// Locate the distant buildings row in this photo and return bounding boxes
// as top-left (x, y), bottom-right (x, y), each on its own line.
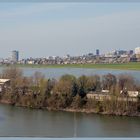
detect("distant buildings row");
top-left (1, 47), bottom-right (140, 65)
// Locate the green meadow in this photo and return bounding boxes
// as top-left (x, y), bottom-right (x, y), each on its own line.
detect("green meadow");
top-left (10, 62), bottom-right (140, 70)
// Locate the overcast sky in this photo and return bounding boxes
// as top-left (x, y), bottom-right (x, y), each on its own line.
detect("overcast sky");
top-left (0, 2), bottom-right (140, 59)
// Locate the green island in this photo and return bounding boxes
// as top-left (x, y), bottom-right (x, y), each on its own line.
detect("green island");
top-left (0, 67), bottom-right (140, 117)
top-left (2, 62), bottom-right (140, 70)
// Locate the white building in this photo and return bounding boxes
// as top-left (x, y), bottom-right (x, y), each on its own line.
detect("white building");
top-left (135, 47), bottom-right (140, 54)
top-left (135, 47), bottom-right (140, 59)
top-left (128, 91), bottom-right (139, 97)
top-left (120, 90), bottom-right (139, 97)
top-left (0, 79), bottom-right (10, 93)
top-left (102, 89), bottom-right (109, 93)
top-left (27, 60), bottom-right (35, 64)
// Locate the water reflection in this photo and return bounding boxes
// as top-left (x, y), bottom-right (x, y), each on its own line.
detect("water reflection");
top-left (0, 104), bottom-right (140, 137)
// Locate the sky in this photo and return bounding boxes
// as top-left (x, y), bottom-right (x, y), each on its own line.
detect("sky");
top-left (0, 2), bottom-right (140, 59)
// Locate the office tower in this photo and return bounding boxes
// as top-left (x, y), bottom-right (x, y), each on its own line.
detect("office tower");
top-left (12, 50), bottom-right (19, 62)
top-left (96, 49), bottom-right (99, 56)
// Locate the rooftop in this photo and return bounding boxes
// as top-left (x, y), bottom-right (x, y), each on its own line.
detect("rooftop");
top-left (0, 79), bottom-right (10, 84)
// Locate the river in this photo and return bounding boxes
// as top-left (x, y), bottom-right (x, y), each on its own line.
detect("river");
top-left (0, 67), bottom-right (140, 80)
top-left (0, 104), bottom-right (140, 137)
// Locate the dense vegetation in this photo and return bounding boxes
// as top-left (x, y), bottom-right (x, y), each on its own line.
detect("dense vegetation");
top-left (0, 67), bottom-right (140, 116)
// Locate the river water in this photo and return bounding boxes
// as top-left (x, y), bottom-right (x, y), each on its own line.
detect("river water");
top-left (0, 67), bottom-right (140, 80)
top-left (0, 104), bottom-right (140, 137)
top-left (0, 67), bottom-right (140, 137)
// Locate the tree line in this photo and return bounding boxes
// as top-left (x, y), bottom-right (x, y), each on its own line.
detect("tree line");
top-left (0, 67), bottom-right (140, 116)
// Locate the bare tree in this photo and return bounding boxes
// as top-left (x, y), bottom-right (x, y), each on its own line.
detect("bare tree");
top-left (118, 74), bottom-right (135, 90)
top-left (102, 73), bottom-right (117, 91)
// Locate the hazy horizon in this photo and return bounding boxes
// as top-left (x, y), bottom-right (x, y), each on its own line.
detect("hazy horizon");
top-left (0, 2), bottom-right (140, 59)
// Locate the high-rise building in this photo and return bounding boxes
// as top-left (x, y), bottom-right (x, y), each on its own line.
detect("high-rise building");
top-left (135, 47), bottom-right (140, 54)
top-left (135, 47), bottom-right (140, 58)
top-left (96, 49), bottom-right (100, 56)
top-left (12, 50), bottom-right (19, 62)
top-left (129, 50), bottom-right (134, 55)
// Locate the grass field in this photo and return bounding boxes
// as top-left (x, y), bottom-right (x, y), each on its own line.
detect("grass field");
top-left (7, 62), bottom-right (140, 71)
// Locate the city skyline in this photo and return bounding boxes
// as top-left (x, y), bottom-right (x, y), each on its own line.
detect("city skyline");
top-left (0, 48), bottom-right (136, 60)
top-left (0, 3), bottom-right (140, 58)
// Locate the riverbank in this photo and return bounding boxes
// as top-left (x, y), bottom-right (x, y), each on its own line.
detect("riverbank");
top-left (1, 62), bottom-right (140, 70)
top-left (1, 99), bottom-right (140, 117)
top-left (0, 99), bottom-right (11, 104)
top-left (61, 108), bottom-right (140, 117)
